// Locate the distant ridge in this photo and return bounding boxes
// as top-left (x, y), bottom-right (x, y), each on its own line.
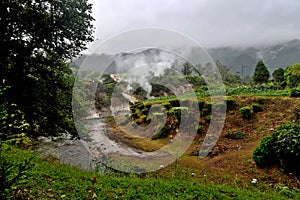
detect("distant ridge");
top-left (73, 39), bottom-right (300, 77)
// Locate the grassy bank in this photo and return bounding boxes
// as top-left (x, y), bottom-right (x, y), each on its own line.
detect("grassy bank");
top-left (2, 144), bottom-right (299, 199)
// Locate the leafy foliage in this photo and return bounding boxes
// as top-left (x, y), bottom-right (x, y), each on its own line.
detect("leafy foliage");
top-left (252, 103), bottom-right (263, 112)
top-left (181, 62), bottom-right (193, 75)
top-left (253, 123), bottom-right (300, 176)
top-left (290, 88), bottom-right (300, 97)
top-left (239, 106), bottom-right (252, 119)
top-left (253, 136), bottom-right (276, 168)
top-left (0, 102), bottom-right (31, 145)
top-left (253, 60), bottom-right (270, 84)
top-left (272, 68), bottom-right (285, 83)
top-left (0, 86), bottom-right (32, 145)
top-left (224, 97), bottom-right (236, 110)
top-left (284, 63), bottom-right (300, 87)
top-left (0, 0), bottom-right (94, 137)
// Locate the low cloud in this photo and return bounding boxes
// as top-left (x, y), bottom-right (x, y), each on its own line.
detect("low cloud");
top-left (89, 0), bottom-right (300, 49)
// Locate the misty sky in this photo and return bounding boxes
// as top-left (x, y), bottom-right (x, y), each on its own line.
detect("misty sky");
top-left (88, 0), bottom-right (300, 49)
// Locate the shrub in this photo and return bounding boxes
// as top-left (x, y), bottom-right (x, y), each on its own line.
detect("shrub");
top-left (253, 136), bottom-right (276, 168)
top-left (252, 103), bottom-right (263, 112)
top-left (0, 102), bottom-right (31, 146)
top-left (239, 106), bottom-right (252, 119)
top-left (290, 88), bottom-right (300, 97)
top-left (130, 112), bottom-right (138, 119)
top-left (141, 108), bottom-right (149, 115)
top-left (224, 97), bottom-right (236, 110)
top-left (253, 123), bottom-right (300, 175)
top-left (135, 102), bottom-right (145, 110)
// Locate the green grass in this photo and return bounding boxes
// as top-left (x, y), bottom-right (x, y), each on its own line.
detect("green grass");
top-left (145, 87), bottom-right (291, 105)
top-left (2, 144), bottom-right (299, 199)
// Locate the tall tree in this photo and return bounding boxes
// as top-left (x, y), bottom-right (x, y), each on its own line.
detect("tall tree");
top-left (253, 60), bottom-right (270, 84)
top-left (284, 63), bottom-right (300, 87)
top-left (272, 68), bottom-right (285, 83)
top-left (0, 0), bottom-right (94, 136)
top-left (181, 62), bottom-right (193, 76)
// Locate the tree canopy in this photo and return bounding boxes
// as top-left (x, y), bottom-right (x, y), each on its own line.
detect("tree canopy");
top-left (0, 0), bottom-right (94, 137)
top-left (181, 62), bottom-right (193, 76)
top-left (272, 68), bottom-right (285, 83)
top-left (284, 63), bottom-right (300, 87)
top-left (253, 60), bottom-right (270, 84)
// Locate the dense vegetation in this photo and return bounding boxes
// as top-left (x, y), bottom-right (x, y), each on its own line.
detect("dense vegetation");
top-left (0, 0), bottom-right (94, 138)
top-left (253, 122), bottom-right (300, 176)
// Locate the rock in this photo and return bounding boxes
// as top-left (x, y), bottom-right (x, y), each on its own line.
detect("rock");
top-left (251, 178), bottom-right (258, 184)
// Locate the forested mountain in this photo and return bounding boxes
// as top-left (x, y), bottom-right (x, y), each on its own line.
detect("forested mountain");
top-left (73, 39), bottom-right (300, 77)
top-left (208, 39), bottom-right (300, 76)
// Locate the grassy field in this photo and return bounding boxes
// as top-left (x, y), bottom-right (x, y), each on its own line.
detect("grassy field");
top-left (2, 144), bottom-right (299, 199)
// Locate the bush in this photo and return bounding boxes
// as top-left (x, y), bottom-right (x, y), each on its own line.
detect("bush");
top-left (170, 107), bottom-right (188, 115)
top-left (253, 136), bottom-right (276, 168)
top-left (290, 88), bottom-right (300, 97)
top-left (239, 106), bottom-right (252, 119)
top-left (0, 102), bottom-right (31, 146)
top-left (252, 103), bottom-right (263, 112)
top-left (224, 97), bottom-right (236, 110)
top-left (253, 123), bottom-right (300, 175)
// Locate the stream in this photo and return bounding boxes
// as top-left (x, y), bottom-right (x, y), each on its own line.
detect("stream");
top-left (32, 113), bottom-right (170, 172)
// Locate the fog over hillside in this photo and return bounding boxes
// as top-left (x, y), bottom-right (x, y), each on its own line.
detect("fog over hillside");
top-left (73, 39), bottom-right (300, 77)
